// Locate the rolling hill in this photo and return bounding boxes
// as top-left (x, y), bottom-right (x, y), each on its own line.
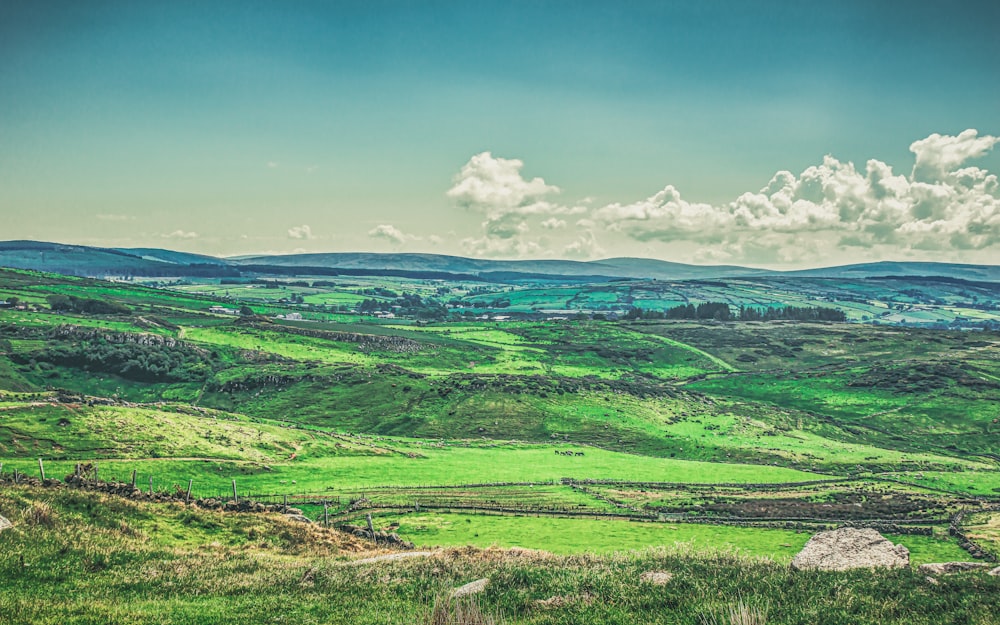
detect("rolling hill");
top-left (0, 240), bottom-right (997, 283)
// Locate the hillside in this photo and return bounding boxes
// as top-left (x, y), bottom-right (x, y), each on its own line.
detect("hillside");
top-left (0, 241), bottom-right (237, 278)
top-left (783, 261), bottom-right (1000, 283)
top-left (1, 265), bottom-right (999, 623)
top-left (5, 485), bottom-right (996, 625)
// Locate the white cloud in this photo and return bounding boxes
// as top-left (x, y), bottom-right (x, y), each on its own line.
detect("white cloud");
top-left (910, 129), bottom-right (1000, 182)
top-left (461, 235), bottom-right (542, 259)
top-left (287, 224), bottom-right (314, 240)
top-left (447, 152), bottom-right (561, 213)
top-left (161, 230), bottom-right (199, 239)
top-left (448, 130), bottom-right (999, 263)
top-left (266, 161), bottom-right (279, 168)
top-left (446, 152), bottom-right (587, 258)
top-left (368, 224), bottom-right (418, 245)
top-left (563, 231), bottom-right (604, 259)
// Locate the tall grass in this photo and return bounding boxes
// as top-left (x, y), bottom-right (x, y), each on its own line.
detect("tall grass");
top-left (700, 598), bottom-right (769, 625)
top-left (423, 595), bottom-right (506, 625)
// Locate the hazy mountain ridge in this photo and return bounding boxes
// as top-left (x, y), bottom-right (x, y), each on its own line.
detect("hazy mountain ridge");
top-left (0, 240), bottom-right (997, 282)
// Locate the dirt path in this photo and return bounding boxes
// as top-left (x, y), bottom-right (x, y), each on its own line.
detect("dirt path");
top-left (343, 551), bottom-right (437, 565)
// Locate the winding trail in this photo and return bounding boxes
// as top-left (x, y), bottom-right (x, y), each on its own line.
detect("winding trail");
top-left (643, 333), bottom-right (737, 372)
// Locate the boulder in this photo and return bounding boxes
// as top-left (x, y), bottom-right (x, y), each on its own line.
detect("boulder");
top-left (451, 578), bottom-right (489, 598)
top-left (790, 528), bottom-right (909, 571)
top-left (989, 566), bottom-right (1000, 577)
top-left (285, 514), bottom-right (312, 524)
top-left (919, 562), bottom-right (991, 575)
top-left (0, 514), bottom-right (11, 532)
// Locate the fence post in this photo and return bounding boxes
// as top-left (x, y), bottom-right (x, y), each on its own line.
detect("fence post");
top-left (131, 470), bottom-right (137, 489)
top-left (148, 476), bottom-right (153, 494)
top-left (94, 464), bottom-right (99, 483)
top-left (283, 494), bottom-right (288, 509)
top-left (366, 513), bottom-right (375, 543)
top-left (324, 502), bottom-right (329, 528)
top-left (38, 458), bottom-right (45, 481)
top-left (186, 479), bottom-right (193, 502)
top-left (232, 480), bottom-right (238, 504)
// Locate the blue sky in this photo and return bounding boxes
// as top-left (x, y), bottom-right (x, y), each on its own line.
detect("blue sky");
top-left (1, 1), bottom-right (998, 266)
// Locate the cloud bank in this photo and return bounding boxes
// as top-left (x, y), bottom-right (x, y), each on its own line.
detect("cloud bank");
top-left (368, 224), bottom-right (418, 245)
top-left (446, 130), bottom-right (999, 263)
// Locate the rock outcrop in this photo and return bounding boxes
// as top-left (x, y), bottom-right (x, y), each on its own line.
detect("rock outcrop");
top-left (0, 514), bottom-right (11, 532)
top-left (790, 528), bottom-right (909, 571)
top-left (451, 578), bottom-right (489, 598)
top-left (919, 562), bottom-right (991, 575)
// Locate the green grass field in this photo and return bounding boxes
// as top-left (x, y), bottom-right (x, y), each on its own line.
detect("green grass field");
top-left (372, 511), bottom-right (969, 564)
top-left (1, 266), bottom-right (998, 624)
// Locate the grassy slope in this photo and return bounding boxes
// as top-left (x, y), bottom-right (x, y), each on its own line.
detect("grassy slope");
top-left (1, 486), bottom-right (998, 625)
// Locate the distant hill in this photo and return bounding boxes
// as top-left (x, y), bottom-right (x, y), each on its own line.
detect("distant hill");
top-left (115, 248), bottom-right (229, 266)
top-left (0, 241), bottom-right (997, 283)
top-left (0, 241), bottom-right (237, 278)
top-left (592, 257), bottom-right (767, 280)
top-left (779, 261), bottom-right (1000, 283)
top-left (230, 252), bottom-right (765, 280)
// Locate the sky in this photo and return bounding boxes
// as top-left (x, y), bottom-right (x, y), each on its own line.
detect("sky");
top-left (1, 0), bottom-right (998, 268)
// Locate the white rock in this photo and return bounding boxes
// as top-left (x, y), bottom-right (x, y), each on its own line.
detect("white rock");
top-left (790, 528), bottom-right (909, 571)
top-left (451, 578), bottom-right (489, 598)
top-left (919, 562), bottom-right (990, 575)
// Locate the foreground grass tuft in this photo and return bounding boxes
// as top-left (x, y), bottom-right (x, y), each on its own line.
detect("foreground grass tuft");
top-left (425, 596), bottom-right (507, 625)
top-left (701, 598), bottom-right (769, 625)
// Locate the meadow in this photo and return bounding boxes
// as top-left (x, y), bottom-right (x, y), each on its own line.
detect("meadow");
top-left (1, 266), bottom-right (998, 623)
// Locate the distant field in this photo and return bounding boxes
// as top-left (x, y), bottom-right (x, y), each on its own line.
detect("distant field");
top-left (1, 266), bottom-right (998, 565)
top-left (372, 512), bottom-right (969, 564)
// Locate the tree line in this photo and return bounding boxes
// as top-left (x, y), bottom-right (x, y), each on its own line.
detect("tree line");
top-left (625, 302), bottom-right (846, 322)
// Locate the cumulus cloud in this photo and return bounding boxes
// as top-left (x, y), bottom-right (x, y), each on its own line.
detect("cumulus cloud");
top-left (593, 129), bottom-right (999, 260)
top-left (910, 129), bottom-right (999, 182)
top-left (447, 130), bottom-right (999, 262)
top-left (563, 231), bottom-right (604, 259)
top-left (447, 152), bottom-right (588, 257)
top-left (368, 224), bottom-right (418, 245)
top-left (287, 224), bottom-right (314, 240)
top-left (461, 235), bottom-right (542, 259)
top-left (161, 230), bottom-right (199, 239)
top-left (447, 152), bottom-right (561, 213)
